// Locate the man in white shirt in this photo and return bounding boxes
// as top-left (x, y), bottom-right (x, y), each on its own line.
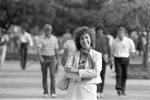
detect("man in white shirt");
top-left (111, 27), bottom-right (135, 96)
top-left (19, 28), bottom-right (33, 70)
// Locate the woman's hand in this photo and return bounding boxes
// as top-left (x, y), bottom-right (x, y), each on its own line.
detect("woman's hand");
top-left (64, 67), bottom-right (79, 74)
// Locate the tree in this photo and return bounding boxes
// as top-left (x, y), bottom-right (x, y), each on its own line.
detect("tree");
top-left (0, 0), bottom-right (56, 32)
top-left (100, 0), bottom-right (150, 68)
top-left (0, 0), bottom-right (108, 36)
top-left (52, 0), bottom-right (108, 35)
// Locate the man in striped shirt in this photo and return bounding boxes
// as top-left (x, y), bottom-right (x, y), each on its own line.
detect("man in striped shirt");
top-left (37, 24), bottom-right (60, 98)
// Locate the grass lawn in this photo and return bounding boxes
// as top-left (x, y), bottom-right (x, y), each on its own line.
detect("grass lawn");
top-left (128, 64), bottom-right (150, 79)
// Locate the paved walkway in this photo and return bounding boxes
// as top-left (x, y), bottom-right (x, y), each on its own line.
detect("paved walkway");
top-left (0, 60), bottom-right (150, 100)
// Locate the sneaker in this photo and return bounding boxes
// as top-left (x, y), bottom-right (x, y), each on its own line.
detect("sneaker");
top-left (51, 93), bottom-right (57, 98)
top-left (97, 92), bottom-right (100, 98)
top-left (43, 94), bottom-right (48, 98)
top-left (97, 92), bottom-right (104, 98)
top-left (117, 90), bottom-right (122, 96)
top-left (100, 93), bottom-right (104, 98)
top-left (122, 91), bottom-right (126, 96)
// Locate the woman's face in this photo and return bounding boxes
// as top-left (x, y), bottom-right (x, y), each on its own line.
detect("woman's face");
top-left (79, 33), bottom-right (91, 50)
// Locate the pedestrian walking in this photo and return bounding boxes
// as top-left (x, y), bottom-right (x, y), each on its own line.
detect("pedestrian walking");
top-left (62, 29), bottom-right (72, 45)
top-left (95, 24), bottom-right (112, 98)
top-left (106, 31), bottom-right (114, 46)
top-left (37, 24), bottom-right (60, 98)
top-left (0, 29), bottom-right (9, 69)
top-left (64, 26), bottom-right (102, 100)
top-left (19, 27), bottom-right (33, 70)
top-left (61, 32), bottom-right (76, 67)
top-left (111, 27), bottom-right (135, 96)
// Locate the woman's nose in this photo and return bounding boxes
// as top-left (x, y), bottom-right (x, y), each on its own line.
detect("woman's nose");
top-left (83, 38), bottom-right (87, 42)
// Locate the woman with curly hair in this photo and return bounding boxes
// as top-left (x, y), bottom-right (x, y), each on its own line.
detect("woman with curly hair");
top-left (64, 26), bottom-right (102, 100)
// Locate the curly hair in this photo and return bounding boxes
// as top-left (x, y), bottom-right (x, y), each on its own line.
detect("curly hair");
top-left (73, 26), bottom-right (95, 51)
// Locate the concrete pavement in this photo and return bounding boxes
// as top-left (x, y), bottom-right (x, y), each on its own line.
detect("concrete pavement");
top-left (0, 60), bottom-right (150, 100)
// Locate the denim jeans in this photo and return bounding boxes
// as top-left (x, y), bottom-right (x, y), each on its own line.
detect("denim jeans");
top-left (40, 55), bottom-right (56, 94)
top-left (20, 43), bottom-right (28, 70)
top-left (114, 57), bottom-right (129, 92)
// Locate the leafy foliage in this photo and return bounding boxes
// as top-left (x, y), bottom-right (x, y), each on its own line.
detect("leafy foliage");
top-left (99, 0), bottom-right (150, 67)
top-left (1, 0), bottom-right (150, 36)
top-left (0, 0), bottom-right (107, 35)
top-left (100, 0), bottom-right (150, 36)
top-left (0, 0), bottom-right (56, 31)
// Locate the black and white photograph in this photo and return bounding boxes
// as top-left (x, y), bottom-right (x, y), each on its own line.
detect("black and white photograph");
top-left (0, 0), bottom-right (150, 100)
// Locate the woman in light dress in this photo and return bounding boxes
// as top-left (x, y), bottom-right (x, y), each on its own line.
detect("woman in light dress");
top-left (64, 26), bottom-right (102, 100)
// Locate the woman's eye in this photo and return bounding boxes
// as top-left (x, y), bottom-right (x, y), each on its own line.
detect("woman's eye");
top-left (80, 37), bottom-right (84, 41)
top-left (86, 37), bottom-right (89, 39)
